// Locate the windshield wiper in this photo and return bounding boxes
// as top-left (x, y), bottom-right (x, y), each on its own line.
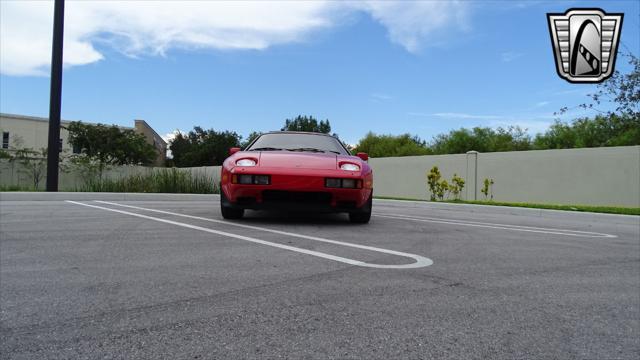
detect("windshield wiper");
top-left (286, 147), bottom-right (328, 153)
top-left (249, 147), bottom-right (284, 151)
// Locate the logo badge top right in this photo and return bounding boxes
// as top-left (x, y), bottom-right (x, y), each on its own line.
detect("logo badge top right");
top-left (548, 8), bottom-right (623, 83)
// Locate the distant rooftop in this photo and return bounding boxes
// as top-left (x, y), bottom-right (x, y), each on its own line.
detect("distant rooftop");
top-left (0, 112), bottom-right (133, 129)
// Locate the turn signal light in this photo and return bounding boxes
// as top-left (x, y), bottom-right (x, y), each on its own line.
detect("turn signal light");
top-left (325, 178), bottom-right (362, 189)
top-left (232, 174), bottom-right (271, 185)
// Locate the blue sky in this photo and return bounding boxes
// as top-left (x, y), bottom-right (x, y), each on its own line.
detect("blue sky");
top-left (1, 0), bottom-right (638, 146)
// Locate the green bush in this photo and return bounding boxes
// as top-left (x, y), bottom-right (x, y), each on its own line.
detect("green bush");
top-left (79, 168), bottom-right (219, 194)
top-left (427, 166), bottom-right (442, 201)
top-left (481, 178), bottom-right (495, 200)
top-left (427, 168), bottom-right (467, 201)
top-left (450, 173), bottom-right (465, 200)
top-left (427, 166), bottom-right (452, 201)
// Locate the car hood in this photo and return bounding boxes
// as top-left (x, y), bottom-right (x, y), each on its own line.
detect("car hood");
top-left (257, 151), bottom-right (340, 170)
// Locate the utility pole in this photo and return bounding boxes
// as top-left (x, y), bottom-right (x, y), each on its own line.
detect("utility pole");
top-left (46, 0), bottom-right (65, 191)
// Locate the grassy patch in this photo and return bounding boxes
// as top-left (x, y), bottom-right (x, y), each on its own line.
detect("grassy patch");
top-left (0, 185), bottom-right (40, 192)
top-left (374, 196), bottom-right (640, 216)
top-left (79, 168), bottom-right (219, 194)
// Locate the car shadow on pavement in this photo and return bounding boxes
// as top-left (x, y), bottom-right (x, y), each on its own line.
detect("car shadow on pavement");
top-left (237, 210), bottom-right (358, 226)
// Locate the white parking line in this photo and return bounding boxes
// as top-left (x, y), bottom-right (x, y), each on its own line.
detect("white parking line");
top-left (66, 201), bottom-right (433, 269)
top-left (374, 213), bottom-right (617, 238)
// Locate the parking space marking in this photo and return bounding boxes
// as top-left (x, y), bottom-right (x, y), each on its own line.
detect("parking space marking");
top-left (374, 213), bottom-right (617, 238)
top-left (67, 201), bottom-right (433, 269)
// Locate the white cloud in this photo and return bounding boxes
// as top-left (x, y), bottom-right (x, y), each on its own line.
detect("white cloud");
top-left (162, 130), bottom-right (183, 144)
top-left (1, 0), bottom-right (470, 76)
top-left (414, 112), bottom-right (506, 120)
top-left (551, 88), bottom-right (592, 96)
top-left (162, 129), bottom-right (185, 159)
top-left (348, 1), bottom-right (470, 52)
top-left (501, 51), bottom-right (523, 62)
top-left (0, 1), bottom-right (104, 76)
top-left (409, 111), bottom-right (559, 134)
top-left (370, 93), bottom-right (393, 101)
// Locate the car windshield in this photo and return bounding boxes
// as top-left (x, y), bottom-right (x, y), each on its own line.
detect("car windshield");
top-left (247, 133), bottom-right (348, 155)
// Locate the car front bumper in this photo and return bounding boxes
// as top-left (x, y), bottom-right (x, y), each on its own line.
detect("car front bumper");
top-left (221, 167), bottom-right (372, 213)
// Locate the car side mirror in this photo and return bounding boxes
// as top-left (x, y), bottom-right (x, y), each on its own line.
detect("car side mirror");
top-left (229, 147), bottom-right (241, 156)
top-left (356, 152), bottom-right (369, 161)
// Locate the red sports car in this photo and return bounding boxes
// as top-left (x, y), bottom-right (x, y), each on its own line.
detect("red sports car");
top-left (220, 131), bottom-right (373, 223)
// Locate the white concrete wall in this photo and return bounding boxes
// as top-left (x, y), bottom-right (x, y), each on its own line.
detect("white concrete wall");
top-left (0, 161), bottom-right (221, 191)
top-left (369, 153), bottom-right (469, 200)
top-left (0, 162), bottom-right (150, 190)
top-left (475, 146), bottom-right (640, 206)
top-left (1, 146), bottom-right (638, 207)
top-left (370, 145), bottom-right (640, 207)
top-left (175, 166), bottom-right (221, 185)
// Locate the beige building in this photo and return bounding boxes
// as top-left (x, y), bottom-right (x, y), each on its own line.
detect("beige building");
top-left (0, 113), bottom-right (167, 166)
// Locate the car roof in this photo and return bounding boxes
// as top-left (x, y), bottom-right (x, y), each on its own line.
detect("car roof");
top-left (247, 131), bottom-right (351, 154)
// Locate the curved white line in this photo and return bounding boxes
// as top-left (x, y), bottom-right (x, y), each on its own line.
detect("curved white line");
top-left (67, 201), bottom-right (432, 269)
top-left (375, 213), bottom-right (617, 238)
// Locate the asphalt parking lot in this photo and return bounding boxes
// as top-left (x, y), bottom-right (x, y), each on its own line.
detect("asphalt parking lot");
top-left (1, 193), bottom-right (639, 359)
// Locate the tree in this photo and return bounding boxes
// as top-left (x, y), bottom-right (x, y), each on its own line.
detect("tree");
top-left (566, 51), bottom-right (639, 119)
top-left (0, 149), bottom-right (11, 160)
top-left (544, 51), bottom-right (640, 149)
top-left (66, 122), bottom-right (156, 177)
top-left (281, 115), bottom-right (331, 133)
top-left (169, 126), bottom-right (241, 167)
top-left (354, 132), bottom-right (431, 157)
top-left (14, 148), bottom-right (48, 190)
top-left (429, 126), bottom-right (531, 155)
top-left (534, 114), bottom-right (640, 149)
top-left (242, 131), bottom-right (263, 149)
top-left (67, 153), bottom-right (103, 183)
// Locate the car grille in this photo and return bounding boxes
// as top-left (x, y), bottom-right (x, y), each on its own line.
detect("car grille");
top-left (262, 190), bottom-right (332, 205)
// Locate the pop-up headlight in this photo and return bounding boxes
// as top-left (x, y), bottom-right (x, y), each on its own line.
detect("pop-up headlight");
top-left (236, 159), bottom-right (257, 167)
top-left (340, 163), bottom-right (360, 171)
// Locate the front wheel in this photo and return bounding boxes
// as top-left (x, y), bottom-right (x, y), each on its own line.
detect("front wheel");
top-left (349, 194), bottom-right (372, 224)
top-left (220, 190), bottom-right (244, 219)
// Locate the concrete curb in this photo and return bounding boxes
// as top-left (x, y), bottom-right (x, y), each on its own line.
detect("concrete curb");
top-left (0, 192), bottom-right (219, 202)
top-left (373, 198), bottom-right (640, 219)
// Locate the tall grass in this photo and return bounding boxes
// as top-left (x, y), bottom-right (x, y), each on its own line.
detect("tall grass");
top-left (80, 168), bottom-right (219, 194)
top-left (0, 184), bottom-right (38, 191)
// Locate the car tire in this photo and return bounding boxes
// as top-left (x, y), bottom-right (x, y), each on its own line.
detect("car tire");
top-left (220, 190), bottom-right (244, 219)
top-left (349, 193), bottom-right (372, 224)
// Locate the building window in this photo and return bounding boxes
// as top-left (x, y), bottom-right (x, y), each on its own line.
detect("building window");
top-left (59, 138), bottom-right (63, 153)
top-left (72, 144), bottom-right (81, 154)
top-left (2, 132), bottom-right (8, 149)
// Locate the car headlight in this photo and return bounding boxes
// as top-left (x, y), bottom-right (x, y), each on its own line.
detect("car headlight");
top-left (236, 158), bottom-right (257, 167)
top-left (340, 163), bottom-right (360, 171)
